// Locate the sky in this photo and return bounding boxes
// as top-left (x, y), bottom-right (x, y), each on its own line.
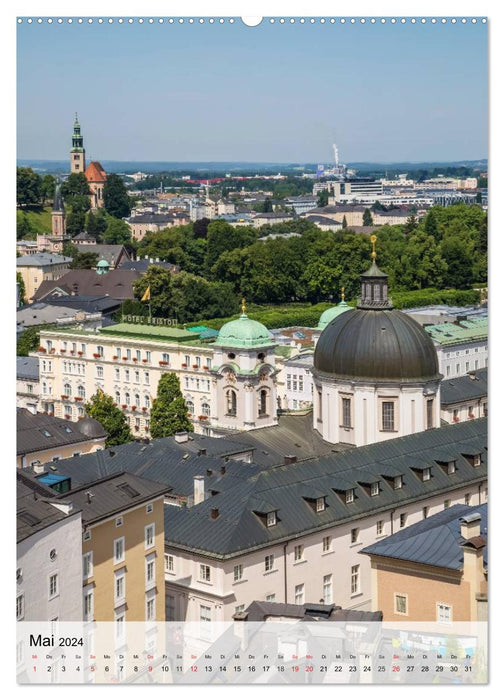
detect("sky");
top-left (17, 17), bottom-right (488, 163)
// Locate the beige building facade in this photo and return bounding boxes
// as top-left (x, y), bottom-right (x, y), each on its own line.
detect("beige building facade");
top-left (17, 253), bottom-right (72, 302)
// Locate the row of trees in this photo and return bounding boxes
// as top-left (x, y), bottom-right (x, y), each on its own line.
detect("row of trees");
top-left (16, 168), bottom-right (56, 208)
top-left (85, 374), bottom-right (192, 446)
top-left (131, 203), bottom-right (487, 307)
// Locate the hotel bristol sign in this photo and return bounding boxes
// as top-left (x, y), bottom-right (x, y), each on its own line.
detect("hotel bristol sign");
top-left (121, 315), bottom-right (178, 326)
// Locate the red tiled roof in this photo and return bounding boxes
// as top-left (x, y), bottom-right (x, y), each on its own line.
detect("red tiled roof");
top-left (85, 161), bottom-right (107, 183)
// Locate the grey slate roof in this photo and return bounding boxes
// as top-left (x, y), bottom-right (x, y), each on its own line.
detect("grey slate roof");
top-left (17, 253), bottom-right (72, 267)
top-left (441, 369), bottom-right (488, 405)
top-left (360, 503), bottom-right (487, 570)
top-left (17, 302), bottom-right (84, 327)
top-left (59, 471), bottom-right (168, 525)
top-left (33, 269), bottom-right (141, 301)
top-left (221, 413), bottom-right (338, 467)
top-left (17, 408), bottom-right (107, 456)
top-left (75, 244), bottom-right (129, 266)
top-left (163, 419), bottom-right (487, 557)
top-left (16, 356), bottom-right (39, 381)
top-left (242, 600), bottom-right (382, 622)
top-left (39, 295), bottom-right (121, 314)
top-left (34, 436), bottom-right (264, 498)
top-left (17, 472), bottom-right (80, 543)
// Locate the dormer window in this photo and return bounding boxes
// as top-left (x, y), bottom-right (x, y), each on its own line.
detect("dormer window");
top-left (394, 476), bottom-right (403, 490)
top-left (266, 511), bottom-right (277, 527)
top-left (474, 454), bottom-right (481, 467)
top-left (316, 497), bottom-right (325, 512)
top-left (448, 461), bottom-right (456, 474)
top-left (371, 482), bottom-right (380, 497)
top-left (345, 489), bottom-right (354, 504)
top-left (422, 468), bottom-right (432, 482)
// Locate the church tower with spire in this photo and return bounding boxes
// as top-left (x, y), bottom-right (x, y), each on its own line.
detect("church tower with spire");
top-left (70, 114), bottom-right (86, 174)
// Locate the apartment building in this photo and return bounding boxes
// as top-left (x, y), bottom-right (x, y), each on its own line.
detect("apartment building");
top-left (361, 504), bottom-right (487, 622)
top-left (16, 408), bottom-right (107, 468)
top-left (163, 419), bottom-right (487, 622)
top-left (17, 252), bottom-right (72, 303)
top-left (73, 472), bottom-right (167, 622)
top-left (16, 357), bottom-right (40, 413)
top-left (17, 472), bottom-right (83, 621)
top-left (440, 369), bottom-right (488, 425)
top-left (425, 317), bottom-right (488, 378)
top-left (37, 310), bottom-right (279, 437)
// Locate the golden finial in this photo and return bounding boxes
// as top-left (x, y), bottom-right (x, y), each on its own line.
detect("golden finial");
top-left (370, 234), bottom-right (377, 261)
top-left (241, 297), bottom-right (247, 315)
top-left (341, 286), bottom-right (345, 301)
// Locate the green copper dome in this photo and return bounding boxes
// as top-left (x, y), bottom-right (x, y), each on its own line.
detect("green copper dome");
top-left (216, 313), bottom-right (272, 348)
top-left (317, 300), bottom-right (351, 330)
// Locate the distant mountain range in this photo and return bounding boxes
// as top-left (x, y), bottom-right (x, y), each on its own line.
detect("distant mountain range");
top-left (17, 158), bottom-right (487, 175)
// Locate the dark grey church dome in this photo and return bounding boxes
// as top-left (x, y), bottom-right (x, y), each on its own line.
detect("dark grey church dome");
top-left (314, 307), bottom-right (441, 382)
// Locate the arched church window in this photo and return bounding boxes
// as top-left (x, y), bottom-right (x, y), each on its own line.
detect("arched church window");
top-left (259, 389), bottom-right (268, 417)
top-left (226, 389), bottom-right (237, 417)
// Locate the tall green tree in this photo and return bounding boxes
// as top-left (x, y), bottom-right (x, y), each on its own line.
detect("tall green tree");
top-left (403, 214), bottom-right (418, 236)
top-left (362, 208), bottom-right (373, 226)
top-left (17, 212), bottom-right (34, 240)
top-left (17, 167), bottom-right (41, 207)
top-left (103, 173), bottom-right (131, 218)
top-left (17, 272), bottom-right (26, 306)
top-left (317, 189), bottom-right (329, 207)
top-left (342, 215), bottom-right (348, 229)
top-left (205, 220), bottom-right (256, 274)
top-left (103, 218), bottom-right (131, 244)
top-left (40, 174), bottom-right (56, 205)
top-left (17, 327), bottom-right (41, 356)
top-left (85, 390), bottom-right (133, 446)
top-left (150, 373), bottom-right (193, 438)
top-left (134, 265), bottom-right (174, 317)
top-left (86, 209), bottom-right (108, 240)
top-left (62, 172), bottom-right (91, 198)
top-left (423, 209), bottom-right (439, 241)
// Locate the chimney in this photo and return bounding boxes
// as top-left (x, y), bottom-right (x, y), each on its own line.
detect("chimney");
top-left (460, 512), bottom-right (481, 540)
top-left (32, 462), bottom-right (44, 474)
top-left (284, 455), bottom-right (297, 465)
top-left (174, 431), bottom-right (189, 443)
top-left (198, 448), bottom-right (207, 456)
top-left (194, 475), bottom-right (205, 505)
top-left (210, 507), bottom-right (219, 520)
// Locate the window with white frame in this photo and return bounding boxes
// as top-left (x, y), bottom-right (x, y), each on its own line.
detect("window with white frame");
top-left (266, 511), bottom-right (277, 527)
top-left (316, 497), bottom-right (325, 512)
top-left (49, 573), bottom-right (58, 599)
top-left (448, 461), bottom-right (456, 474)
top-left (200, 605), bottom-right (211, 622)
top-left (144, 371), bottom-right (150, 384)
top-left (83, 588), bottom-right (93, 621)
top-left (115, 611), bottom-right (125, 639)
top-left (351, 527), bottom-right (359, 544)
top-left (265, 594), bottom-right (276, 602)
top-left (146, 556), bottom-right (155, 587)
top-left (16, 594), bottom-right (24, 620)
top-left (437, 603), bottom-right (452, 623)
top-left (371, 482), bottom-right (380, 497)
top-left (199, 564), bottom-right (211, 582)
top-left (144, 394), bottom-right (150, 408)
top-left (233, 564), bottom-right (243, 582)
top-left (351, 565), bottom-right (360, 595)
top-left (96, 366), bottom-right (104, 378)
top-left (83, 552), bottom-right (93, 579)
top-left (115, 571), bottom-right (126, 604)
top-left (114, 537), bottom-right (125, 564)
top-left (322, 535), bottom-right (332, 552)
top-left (376, 520), bottom-right (384, 536)
top-left (381, 400), bottom-right (395, 431)
top-left (162, 353), bottom-right (170, 364)
top-left (295, 584), bottom-right (305, 605)
top-left (399, 513), bottom-right (407, 528)
top-left (345, 489), bottom-right (354, 504)
top-left (145, 524), bottom-right (155, 549)
top-left (146, 595), bottom-right (156, 621)
top-left (422, 467), bottom-right (431, 482)
top-left (165, 554), bottom-right (174, 573)
top-left (341, 397), bottom-right (352, 428)
top-left (165, 595), bottom-right (175, 621)
top-left (323, 574), bottom-right (332, 604)
top-left (395, 594), bottom-right (408, 615)
top-left (393, 476), bottom-right (403, 490)
top-left (294, 544), bottom-right (303, 561)
top-left (474, 454), bottom-right (481, 467)
top-left (264, 554), bottom-right (274, 572)
top-left (235, 605), bottom-right (245, 614)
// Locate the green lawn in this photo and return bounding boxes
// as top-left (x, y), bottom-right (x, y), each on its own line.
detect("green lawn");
top-left (17, 206), bottom-right (53, 239)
